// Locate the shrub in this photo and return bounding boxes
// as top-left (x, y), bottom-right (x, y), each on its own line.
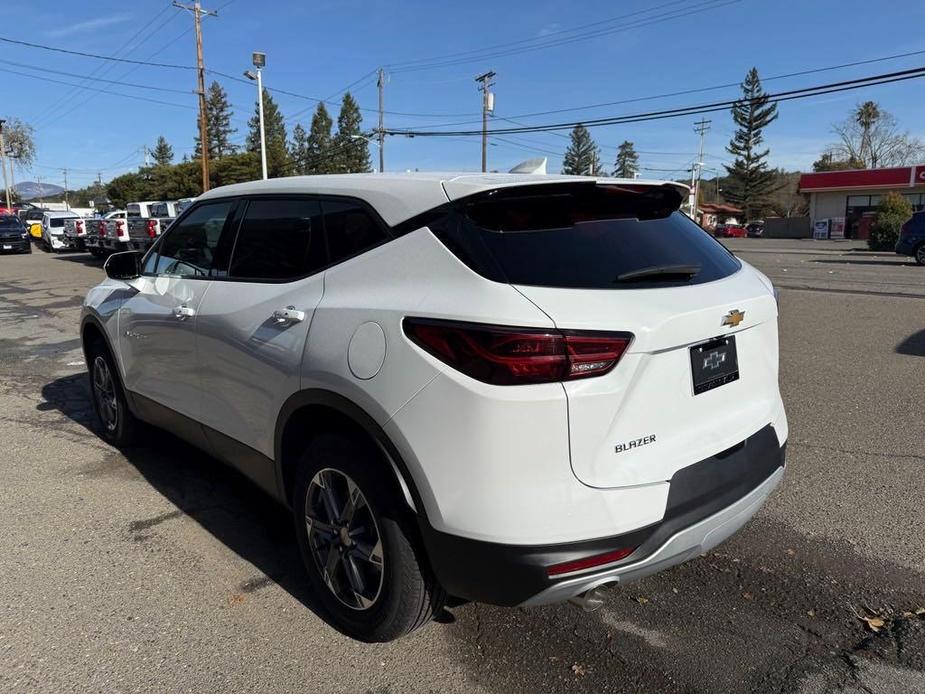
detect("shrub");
top-left (868, 192), bottom-right (912, 250)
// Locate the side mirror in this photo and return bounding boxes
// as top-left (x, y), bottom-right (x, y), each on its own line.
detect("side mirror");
top-left (104, 251), bottom-right (142, 280)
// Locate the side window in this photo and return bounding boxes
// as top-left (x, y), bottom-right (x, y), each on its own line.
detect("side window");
top-left (229, 198), bottom-right (326, 280)
top-left (151, 201), bottom-right (234, 278)
top-left (323, 200), bottom-right (389, 265)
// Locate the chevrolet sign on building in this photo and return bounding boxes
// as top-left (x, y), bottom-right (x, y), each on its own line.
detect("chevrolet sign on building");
top-left (799, 165), bottom-right (925, 240)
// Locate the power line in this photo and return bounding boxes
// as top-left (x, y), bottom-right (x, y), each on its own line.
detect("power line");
top-left (387, 46), bottom-right (925, 133)
top-left (29, 4), bottom-right (178, 124)
top-left (384, 65), bottom-right (925, 137)
top-left (0, 35), bottom-right (196, 70)
top-left (0, 59), bottom-right (194, 94)
top-left (2, 68), bottom-right (198, 110)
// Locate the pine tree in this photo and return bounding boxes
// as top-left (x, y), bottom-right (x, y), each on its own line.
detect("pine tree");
top-left (331, 92), bottom-right (371, 174)
top-left (612, 140), bottom-right (639, 178)
top-left (247, 88), bottom-right (290, 177)
top-left (289, 123), bottom-right (310, 175)
top-left (306, 103), bottom-right (333, 174)
top-left (152, 136), bottom-right (174, 166)
top-left (723, 68), bottom-right (779, 220)
top-left (195, 81), bottom-right (237, 159)
top-left (561, 125), bottom-right (602, 176)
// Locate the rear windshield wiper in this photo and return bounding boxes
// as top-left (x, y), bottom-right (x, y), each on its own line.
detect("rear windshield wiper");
top-left (614, 263), bottom-right (701, 283)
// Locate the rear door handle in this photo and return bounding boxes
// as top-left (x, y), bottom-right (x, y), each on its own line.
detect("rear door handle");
top-left (272, 306), bottom-right (305, 324)
top-left (173, 305), bottom-right (196, 320)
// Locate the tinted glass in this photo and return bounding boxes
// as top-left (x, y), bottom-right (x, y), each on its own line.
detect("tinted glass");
top-left (432, 184), bottom-right (741, 289)
top-left (151, 201), bottom-right (233, 278)
top-left (0, 216), bottom-right (24, 229)
top-left (229, 198), bottom-right (325, 280)
top-left (49, 218), bottom-right (66, 228)
top-left (323, 200), bottom-right (388, 265)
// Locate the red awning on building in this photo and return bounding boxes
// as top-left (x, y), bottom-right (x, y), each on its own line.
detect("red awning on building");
top-left (798, 165), bottom-right (925, 192)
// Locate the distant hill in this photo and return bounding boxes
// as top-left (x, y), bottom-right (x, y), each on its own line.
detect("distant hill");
top-left (14, 181), bottom-right (66, 201)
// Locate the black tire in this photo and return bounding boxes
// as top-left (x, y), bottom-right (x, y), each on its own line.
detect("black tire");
top-left (86, 339), bottom-right (139, 447)
top-left (915, 243), bottom-right (925, 266)
top-left (293, 434), bottom-right (445, 642)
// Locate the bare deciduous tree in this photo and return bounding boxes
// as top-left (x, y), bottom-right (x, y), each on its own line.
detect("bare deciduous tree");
top-left (826, 102), bottom-right (924, 168)
top-left (3, 118), bottom-right (36, 169)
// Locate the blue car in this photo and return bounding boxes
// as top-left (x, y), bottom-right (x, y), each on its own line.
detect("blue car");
top-left (896, 210), bottom-right (925, 265)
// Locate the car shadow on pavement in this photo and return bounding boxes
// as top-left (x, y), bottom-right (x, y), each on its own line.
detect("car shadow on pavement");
top-left (50, 253), bottom-right (106, 266)
top-left (39, 373), bottom-right (333, 627)
top-left (896, 328), bottom-right (925, 357)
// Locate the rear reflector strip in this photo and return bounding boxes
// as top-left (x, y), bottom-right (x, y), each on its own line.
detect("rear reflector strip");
top-left (546, 547), bottom-right (636, 577)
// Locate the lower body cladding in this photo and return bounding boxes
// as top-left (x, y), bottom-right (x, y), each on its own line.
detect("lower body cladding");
top-left (417, 425), bottom-right (785, 608)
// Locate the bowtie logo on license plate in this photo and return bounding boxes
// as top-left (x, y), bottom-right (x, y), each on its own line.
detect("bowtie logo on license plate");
top-left (703, 350), bottom-right (726, 370)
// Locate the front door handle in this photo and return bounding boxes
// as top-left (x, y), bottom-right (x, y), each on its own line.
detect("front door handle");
top-left (272, 306), bottom-right (305, 324)
top-left (173, 305), bottom-right (196, 320)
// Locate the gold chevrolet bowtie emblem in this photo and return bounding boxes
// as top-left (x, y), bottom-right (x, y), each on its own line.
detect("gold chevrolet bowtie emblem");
top-left (722, 309), bottom-right (745, 328)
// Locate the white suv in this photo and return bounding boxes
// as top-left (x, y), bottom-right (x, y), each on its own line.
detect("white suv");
top-left (81, 173), bottom-right (787, 642)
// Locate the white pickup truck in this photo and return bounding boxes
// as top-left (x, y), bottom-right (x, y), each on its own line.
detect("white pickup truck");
top-left (64, 210), bottom-right (125, 254)
top-left (125, 197), bottom-right (195, 251)
top-left (41, 210), bottom-right (81, 252)
top-left (92, 201), bottom-right (160, 254)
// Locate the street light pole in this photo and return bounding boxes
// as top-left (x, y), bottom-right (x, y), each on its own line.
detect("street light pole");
top-left (245, 51), bottom-right (268, 180)
top-left (0, 120), bottom-right (10, 209)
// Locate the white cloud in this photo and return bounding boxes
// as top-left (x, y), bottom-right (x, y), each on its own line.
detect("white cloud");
top-left (45, 14), bottom-right (132, 38)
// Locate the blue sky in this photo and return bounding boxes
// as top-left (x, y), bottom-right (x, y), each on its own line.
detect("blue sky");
top-left (3, 0), bottom-right (925, 190)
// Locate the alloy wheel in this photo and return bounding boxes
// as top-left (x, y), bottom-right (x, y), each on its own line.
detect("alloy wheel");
top-left (916, 245), bottom-right (925, 265)
top-left (91, 355), bottom-right (118, 432)
top-left (305, 468), bottom-right (384, 610)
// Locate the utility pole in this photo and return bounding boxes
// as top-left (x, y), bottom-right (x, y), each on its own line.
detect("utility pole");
top-left (0, 119), bottom-right (10, 209)
top-left (61, 168), bottom-right (70, 211)
top-left (174, 0), bottom-right (217, 193)
top-left (7, 153), bottom-right (17, 202)
top-left (377, 67), bottom-right (385, 174)
top-left (475, 71), bottom-right (496, 173)
top-left (36, 175), bottom-right (43, 206)
top-left (690, 118), bottom-right (711, 218)
top-left (142, 145), bottom-right (150, 168)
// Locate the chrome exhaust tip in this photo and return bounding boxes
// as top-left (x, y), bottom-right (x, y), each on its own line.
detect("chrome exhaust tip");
top-left (568, 585), bottom-right (608, 612)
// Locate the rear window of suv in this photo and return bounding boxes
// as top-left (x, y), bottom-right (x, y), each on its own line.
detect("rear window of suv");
top-left (429, 183), bottom-right (741, 289)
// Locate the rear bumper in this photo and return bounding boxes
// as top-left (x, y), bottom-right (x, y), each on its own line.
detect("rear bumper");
top-left (0, 237), bottom-right (31, 252)
top-left (418, 424), bottom-right (785, 607)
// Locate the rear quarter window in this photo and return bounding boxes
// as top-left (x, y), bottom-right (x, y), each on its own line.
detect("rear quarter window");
top-left (430, 184), bottom-right (741, 289)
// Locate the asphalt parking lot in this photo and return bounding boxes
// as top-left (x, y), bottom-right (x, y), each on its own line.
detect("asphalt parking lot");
top-left (1, 238), bottom-right (923, 693)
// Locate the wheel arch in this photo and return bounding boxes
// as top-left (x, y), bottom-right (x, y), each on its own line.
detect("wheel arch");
top-left (275, 390), bottom-right (425, 520)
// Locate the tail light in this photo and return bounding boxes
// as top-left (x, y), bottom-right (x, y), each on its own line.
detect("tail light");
top-left (403, 318), bottom-right (631, 385)
top-left (75, 220), bottom-right (84, 236)
top-left (146, 219), bottom-right (158, 238)
top-left (97, 221), bottom-right (106, 237)
top-left (115, 219), bottom-right (128, 240)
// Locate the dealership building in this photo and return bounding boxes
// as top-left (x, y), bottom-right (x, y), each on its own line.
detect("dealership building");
top-left (798, 164), bottom-right (925, 239)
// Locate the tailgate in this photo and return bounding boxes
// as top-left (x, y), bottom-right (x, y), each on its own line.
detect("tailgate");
top-left (516, 268), bottom-right (781, 488)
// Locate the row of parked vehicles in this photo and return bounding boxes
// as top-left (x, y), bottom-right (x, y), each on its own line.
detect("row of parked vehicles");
top-left (5, 198), bottom-right (195, 257)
